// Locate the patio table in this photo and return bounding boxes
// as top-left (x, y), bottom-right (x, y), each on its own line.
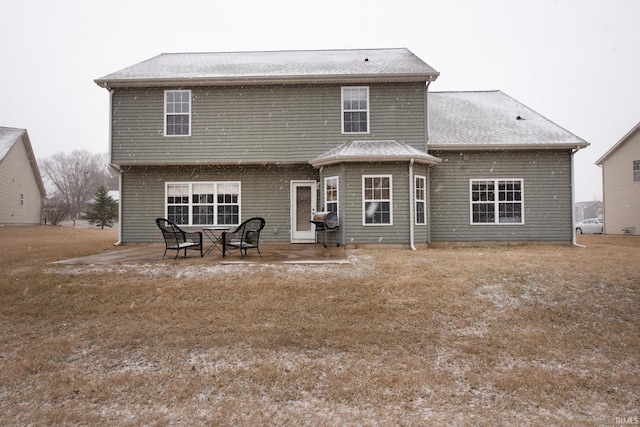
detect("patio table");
top-left (202, 226), bottom-right (229, 255)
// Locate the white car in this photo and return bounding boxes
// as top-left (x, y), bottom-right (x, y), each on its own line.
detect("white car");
top-left (575, 218), bottom-right (603, 234)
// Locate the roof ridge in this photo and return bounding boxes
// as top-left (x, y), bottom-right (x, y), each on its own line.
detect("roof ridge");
top-left (431, 90), bottom-right (501, 94)
top-left (156, 47), bottom-right (411, 56)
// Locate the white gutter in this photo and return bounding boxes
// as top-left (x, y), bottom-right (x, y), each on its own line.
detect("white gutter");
top-left (94, 73), bottom-right (439, 89)
top-left (107, 88), bottom-right (122, 247)
top-left (409, 158), bottom-right (417, 250)
top-left (571, 147), bottom-right (586, 248)
top-left (113, 166), bottom-right (122, 246)
top-left (425, 81), bottom-right (431, 152)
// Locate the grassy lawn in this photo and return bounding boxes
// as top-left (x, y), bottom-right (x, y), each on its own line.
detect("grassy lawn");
top-left (0, 226), bottom-right (638, 425)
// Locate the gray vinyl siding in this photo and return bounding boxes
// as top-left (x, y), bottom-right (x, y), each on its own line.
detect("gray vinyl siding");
top-left (110, 83), bottom-right (427, 165)
top-left (317, 162), bottom-right (430, 246)
top-left (429, 150), bottom-right (574, 242)
top-left (120, 164), bottom-right (317, 243)
top-left (341, 162), bottom-right (414, 245)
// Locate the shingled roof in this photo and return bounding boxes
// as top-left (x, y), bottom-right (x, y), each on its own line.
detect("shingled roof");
top-left (310, 140), bottom-right (441, 167)
top-left (0, 127), bottom-right (46, 198)
top-left (428, 91), bottom-right (588, 150)
top-left (95, 48), bottom-right (439, 88)
top-left (0, 127), bottom-right (26, 161)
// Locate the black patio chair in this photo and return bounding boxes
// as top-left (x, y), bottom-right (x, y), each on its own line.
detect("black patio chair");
top-left (221, 217), bottom-right (266, 257)
top-left (155, 218), bottom-right (203, 260)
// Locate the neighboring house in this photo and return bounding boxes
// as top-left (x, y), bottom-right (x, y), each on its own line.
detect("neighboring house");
top-left (574, 201), bottom-right (603, 223)
top-left (95, 48), bottom-right (588, 246)
top-left (0, 127), bottom-right (46, 225)
top-left (596, 122), bottom-right (640, 235)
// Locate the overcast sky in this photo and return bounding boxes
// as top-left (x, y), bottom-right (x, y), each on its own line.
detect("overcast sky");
top-left (2, 0), bottom-right (639, 202)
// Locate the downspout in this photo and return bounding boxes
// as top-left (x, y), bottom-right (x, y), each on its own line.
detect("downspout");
top-left (113, 166), bottom-right (122, 246)
top-left (424, 80), bottom-right (432, 153)
top-left (427, 165), bottom-right (432, 244)
top-left (571, 148), bottom-right (586, 248)
top-left (107, 88), bottom-right (122, 247)
top-left (424, 79), bottom-right (432, 244)
top-left (409, 158), bottom-right (416, 250)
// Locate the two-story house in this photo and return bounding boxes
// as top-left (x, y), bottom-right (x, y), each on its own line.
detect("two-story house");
top-left (95, 48), bottom-right (588, 247)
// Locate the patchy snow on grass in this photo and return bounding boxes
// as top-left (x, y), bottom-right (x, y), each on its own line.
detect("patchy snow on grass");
top-left (46, 249), bottom-right (376, 283)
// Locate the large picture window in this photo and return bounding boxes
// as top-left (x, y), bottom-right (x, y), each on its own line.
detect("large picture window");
top-left (363, 175), bottom-right (392, 225)
top-left (166, 182), bottom-right (240, 226)
top-left (324, 176), bottom-right (339, 214)
top-left (415, 175), bottom-right (426, 225)
top-left (165, 90), bottom-right (191, 136)
top-left (342, 87), bottom-right (369, 133)
top-left (470, 179), bottom-right (523, 224)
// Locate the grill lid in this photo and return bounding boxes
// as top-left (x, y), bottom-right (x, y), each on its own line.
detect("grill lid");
top-left (313, 211), bottom-right (338, 229)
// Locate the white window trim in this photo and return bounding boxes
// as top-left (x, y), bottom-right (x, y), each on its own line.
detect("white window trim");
top-left (633, 160), bottom-right (640, 182)
top-left (415, 175), bottom-right (426, 225)
top-left (362, 174), bottom-right (393, 226)
top-left (164, 90), bottom-right (192, 137)
top-left (165, 181), bottom-right (241, 226)
top-left (341, 86), bottom-right (370, 134)
top-left (324, 176), bottom-right (339, 216)
top-left (469, 178), bottom-right (524, 225)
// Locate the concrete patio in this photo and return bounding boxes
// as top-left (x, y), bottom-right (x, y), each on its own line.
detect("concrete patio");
top-left (55, 242), bottom-right (349, 265)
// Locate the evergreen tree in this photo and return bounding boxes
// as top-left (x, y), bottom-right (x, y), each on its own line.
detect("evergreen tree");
top-left (84, 186), bottom-right (118, 229)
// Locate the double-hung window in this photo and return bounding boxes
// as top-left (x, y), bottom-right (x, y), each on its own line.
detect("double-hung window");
top-left (363, 175), bottom-right (392, 225)
top-left (415, 175), bottom-right (426, 225)
top-left (470, 179), bottom-right (523, 224)
top-left (166, 182), bottom-right (240, 226)
top-left (342, 87), bottom-right (369, 133)
top-left (634, 160), bottom-right (640, 182)
top-left (165, 90), bottom-right (191, 136)
top-left (324, 176), bottom-right (339, 214)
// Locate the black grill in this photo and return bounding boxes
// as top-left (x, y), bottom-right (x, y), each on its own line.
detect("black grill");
top-left (310, 212), bottom-right (340, 248)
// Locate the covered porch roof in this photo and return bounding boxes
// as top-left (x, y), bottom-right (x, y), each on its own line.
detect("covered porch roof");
top-left (310, 140), bottom-right (441, 168)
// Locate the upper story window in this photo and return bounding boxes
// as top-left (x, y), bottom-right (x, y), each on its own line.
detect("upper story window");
top-left (342, 87), bottom-right (369, 133)
top-left (19, 193), bottom-right (24, 206)
top-left (166, 181), bottom-right (240, 226)
top-left (363, 175), bottom-right (392, 225)
top-left (634, 160), bottom-right (640, 182)
top-left (324, 176), bottom-right (339, 214)
top-left (470, 179), bottom-right (524, 225)
top-left (165, 90), bottom-right (191, 136)
top-left (415, 175), bottom-right (426, 225)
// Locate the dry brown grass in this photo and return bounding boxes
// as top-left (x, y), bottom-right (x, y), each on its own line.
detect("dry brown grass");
top-left (1, 226), bottom-right (638, 426)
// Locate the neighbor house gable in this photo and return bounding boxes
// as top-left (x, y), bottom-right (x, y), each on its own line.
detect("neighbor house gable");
top-left (0, 127), bottom-right (46, 225)
top-left (595, 122), bottom-right (640, 235)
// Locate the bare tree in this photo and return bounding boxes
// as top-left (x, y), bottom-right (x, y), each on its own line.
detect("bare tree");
top-left (42, 197), bottom-right (70, 226)
top-left (41, 151), bottom-right (111, 225)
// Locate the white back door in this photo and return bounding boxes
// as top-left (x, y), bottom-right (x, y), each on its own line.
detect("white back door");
top-left (290, 180), bottom-right (317, 243)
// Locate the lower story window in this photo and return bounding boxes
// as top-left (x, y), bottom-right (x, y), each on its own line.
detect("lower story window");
top-left (415, 175), bottom-right (426, 225)
top-left (363, 175), bottom-right (392, 225)
top-left (634, 160), bottom-right (640, 182)
top-left (324, 176), bottom-right (339, 214)
top-left (166, 182), bottom-right (240, 226)
top-left (470, 179), bottom-right (523, 224)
